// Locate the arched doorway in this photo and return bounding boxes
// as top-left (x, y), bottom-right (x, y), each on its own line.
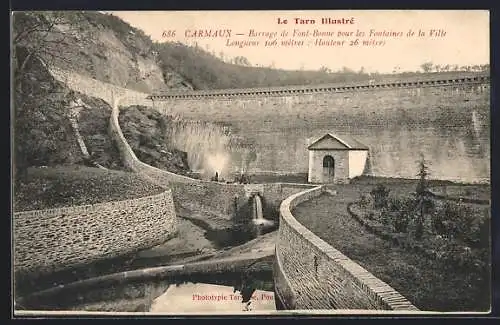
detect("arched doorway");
top-left (323, 155), bottom-right (335, 182)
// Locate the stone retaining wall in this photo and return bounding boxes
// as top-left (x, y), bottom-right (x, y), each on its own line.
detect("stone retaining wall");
top-left (108, 97), bottom-right (248, 218)
top-left (274, 186), bottom-right (419, 311)
top-left (13, 190), bottom-right (177, 276)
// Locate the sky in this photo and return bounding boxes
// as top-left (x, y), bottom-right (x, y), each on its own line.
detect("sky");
top-left (109, 10), bottom-right (489, 73)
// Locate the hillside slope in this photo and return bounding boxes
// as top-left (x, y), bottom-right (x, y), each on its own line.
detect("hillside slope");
top-left (153, 42), bottom-right (489, 90)
top-left (13, 49), bottom-right (86, 177)
top-left (12, 11), bottom-right (193, 93)
top-left (118, 106), bottom-right (191, 175)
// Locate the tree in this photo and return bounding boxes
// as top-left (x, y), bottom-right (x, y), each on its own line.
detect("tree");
top-left (420, 62), bottom-right (434, 73)
top-left (416, 154), bottom-right (430, 195)
top-left (480, 64), bottom-right (490, 72)
top-left (415, 154), bottom-right (432, 240)
top-left (12, 12), bottom-right (86, 87)
top-left (319, 65), bottom-right (331, 73)
top-left (341, 66), bottom-right (355, 74)
top-left (12, 12), bottom-right (86, 183)
top-left (462, 65), bottom-right (472, 72)
top-left (233, 56), bottom-right (251, 66)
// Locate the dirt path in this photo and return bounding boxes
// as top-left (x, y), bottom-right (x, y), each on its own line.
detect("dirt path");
top-left (136, 218), bottom-right (217, 260)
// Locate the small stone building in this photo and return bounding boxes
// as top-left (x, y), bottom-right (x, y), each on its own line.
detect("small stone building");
top-left (307, 133), bottom-right (369, 184)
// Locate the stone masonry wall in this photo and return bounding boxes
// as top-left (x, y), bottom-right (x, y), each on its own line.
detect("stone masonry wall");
top-left (49, 67), bottom-right (153, 108)
top-left (262, 183), bottom-right (317, 217)
top-left (149, 73), bottom-right (488, 99)
top-left (149, 75), bottom-right (489, 182)
top-left (13, 190), bottom-right (177, 276)
top-left (274, 186), bottom-right (419, 311)
top-left (152, 75), bottom-right (489, 125)
top-left (49, 67), bottom-right (490, 182)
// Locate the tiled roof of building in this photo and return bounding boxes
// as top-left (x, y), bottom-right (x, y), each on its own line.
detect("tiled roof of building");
top-left (307, 133), bottom-right (369, 150)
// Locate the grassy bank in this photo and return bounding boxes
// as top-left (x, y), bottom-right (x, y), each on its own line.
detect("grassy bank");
top-left (13, 166), bottom-right (164, 212)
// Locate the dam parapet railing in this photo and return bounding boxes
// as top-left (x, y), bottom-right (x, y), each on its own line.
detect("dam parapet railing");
top-left (148, 73), bottom-right (489, 100)
top-left (274, 185), bottom-right (419, 311)
top-left (48, 65), bottom-right (488, 103)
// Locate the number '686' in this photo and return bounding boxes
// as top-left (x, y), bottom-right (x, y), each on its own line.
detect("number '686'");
top-left (162, 30), bottom-right (176, 37)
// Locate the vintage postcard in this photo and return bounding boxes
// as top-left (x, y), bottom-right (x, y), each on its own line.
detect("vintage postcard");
top-left (11, 10), bottom-right (491, 316)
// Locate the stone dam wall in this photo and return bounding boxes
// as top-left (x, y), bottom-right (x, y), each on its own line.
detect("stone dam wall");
top-left (13, 190), bottom-right (177, 276)
top-left (150, 74), bottom-right (490, 183)
top-left (49, 66), bottom-right (153, 108)
top-left (109, 99), bottom-right (315, 219)
top-left (274, 186), bottom-right (419, 311)
top-left (49, 67), bottom-right (490, 182)
top-left (48, 66), bottom-right (491, 214)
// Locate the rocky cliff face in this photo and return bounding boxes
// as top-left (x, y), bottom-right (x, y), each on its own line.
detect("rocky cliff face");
top-left (12, 11), bottom-right (193, 93)
top-left (118, 106), bottom-right (191, 175)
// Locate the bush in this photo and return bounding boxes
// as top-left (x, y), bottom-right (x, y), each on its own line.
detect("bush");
top-left (387, 196), bottom-right (417, 212)
top-left (431, 209), bottom-right (447, 235)
top-left (439, 241), bottom-right (484, 273)
top-left (388, 196), bottom-right (403, 212)
top-left (394, 210), bottom-right (411, 233)
top-left (370, 184), bottom-right (391, 209)
top-left (378, 210), bottom-right (394, 227)
top-left (433, 201), bottom-right (489, 249)
top-left (358, 194), bottom-right (372, 208)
